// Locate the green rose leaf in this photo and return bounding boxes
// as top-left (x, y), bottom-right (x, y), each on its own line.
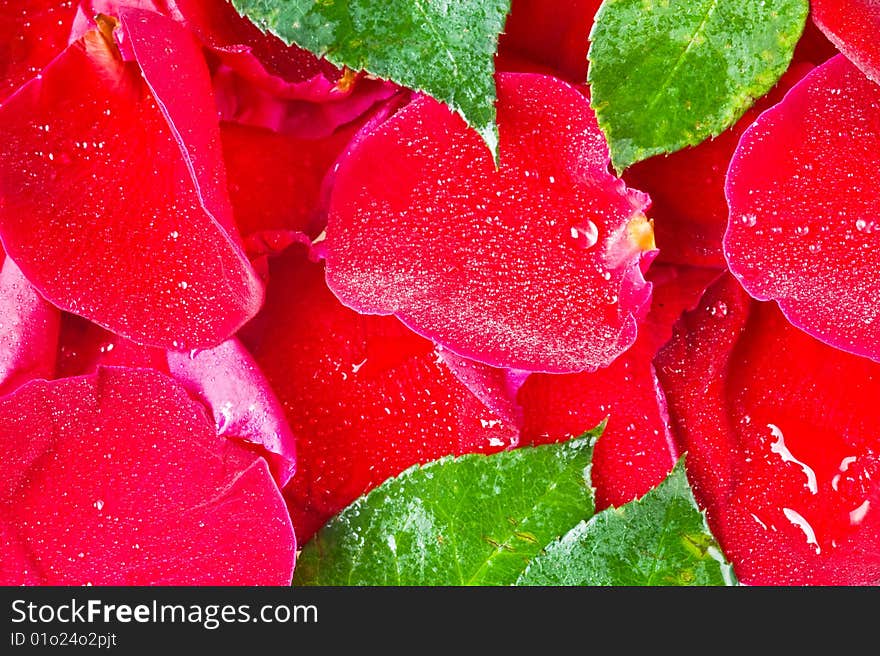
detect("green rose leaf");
top-left (230, 0), bottom-right (510, 158)
top-left (292, 430), bottom-right (601, 586)
top-left (516, 459), bottom-right (737, 586)
top-left (588, 0), bottom-right (808, 172)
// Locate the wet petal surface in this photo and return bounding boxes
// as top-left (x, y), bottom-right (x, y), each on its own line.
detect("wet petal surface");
top-left (325, 73), bottom-right (653, 373)
top-left (725, 54), bottom-right (880, 361)
top-left (0, 23), bottom-right (262, 351)
top-left (0, 367), bottom-right (295, 585)
top-left (244, 245), bottom-right (519, 542)
top-left (656, 274), bottom-right (880, 585)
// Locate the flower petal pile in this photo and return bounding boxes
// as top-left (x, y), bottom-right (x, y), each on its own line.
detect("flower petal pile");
top-left (3, 0), bottom-right (880, 588)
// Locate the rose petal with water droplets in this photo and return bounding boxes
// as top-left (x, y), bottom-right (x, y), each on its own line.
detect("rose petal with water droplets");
top-left (518, 264), bottom-right (719, 510)
top-left (168, 338), bottom-right (297, 487)
top-left (0, 256), bottom-right (59, 396)
top-left (656, 273), bottom-right (880, 585)
top-left (813, 0), bottom-right (880, 83)
top-left (725, 54), bottom-right (880, 362)
top-left (243, 245), bottom-right (518, 542)
top-left (0, 0), bottom-right (77, 101)
top-left (325, 73), bottom-right (653, 374)
top-left (0, 25), bottom-right (262, 351)
top-left (0, 367), bottom-right (295, 585)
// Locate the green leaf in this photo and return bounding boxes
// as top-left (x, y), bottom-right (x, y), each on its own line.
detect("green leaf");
top-left (230, 0), bottom-right (510, 158)
top-left (516, 459), bottom-right (738, 586)
top-left (292, 430), bottom-right (601, 586)
top-left (588, 0), bottom-right (808, 172)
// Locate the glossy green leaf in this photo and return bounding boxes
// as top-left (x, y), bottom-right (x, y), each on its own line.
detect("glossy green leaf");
top-left (292, 431), bottom-right (600, 586)
top-left (230, 0), bottom-right (510, 158)
top-left (516, 459), bottom-right (737, 586)
top-left (588, 0), bottom-right (808, 172)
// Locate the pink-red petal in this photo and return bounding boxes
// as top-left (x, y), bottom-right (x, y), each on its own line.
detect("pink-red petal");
top-left (656, 274), bottom-right (880, 586)
top-left (518, 264), bottom-right (719, 510)
top-left (325, 73), bottom-right (654, 374)
top-left (0, 0), bottom-right (77, 102)
top-left (0, 25), bottom-right (262, 351)
top-left (243, 245), bottom-right (518, 542)
top-left (0, 367), bottom-right (295, 585)
top-left (813, 0), bottom-right (880, 84)
top-left (496, 0), bottom-right (602, 83)
top-left (0, 256), bottom-right (60, 396)
top-left (167, 338), bottom-right (297, 487)
top-left (725, 54), bottom-right (880, 362)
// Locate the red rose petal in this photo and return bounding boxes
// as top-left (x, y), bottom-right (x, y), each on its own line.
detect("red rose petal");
top-left (244, 245), bottom-right (518, 542)
top-left (220, 119), bottom-right (358, 242)
top-left (0, 0), bottom-right (77, 101)
top-left (53, 315), bottom-right (295, 486)
top-left (325, 73), bottom-right (654, 373)
top-left (725, 54), bottom-right (880, 362)
top-left (497, 0), bottom-right (602, 82)
top-left (624, 63), bottom-right (813, 268)
top-left (813, 0), bottom-right (880, 83)
top-left (794, 11), bottom-right (840, 66)
top-left (0, 367), bottom-right (295, 585)
top-left (656, 274), bottom-right (880, 585)
top-left (0, 256), bottom-right (60, 396)
top-left (56, 314), bottom-right (169, 378)
top-left (116, 7), bottom-right (241, 241)
top-left (0, 25), bottom-right (262, 351)
top-left (519, 264), bottom-right (720, 510)
top-left (167, 338), bottom-right (297, 487)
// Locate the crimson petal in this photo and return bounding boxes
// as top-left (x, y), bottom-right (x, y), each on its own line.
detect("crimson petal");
top-left (0, 23), bottom-right (262, 351)
top-left (813, 0), bottom-right (880, 83)
top-left (0, 256), bottom-right (59, 396)
top-left (518, 264), bottom-right (719, 510)
top-left (167, 338), bottom-right (297, 487)
top-left (0, 367), bottom-right (295, 585)
top-left (0, 0), bottom-right (77, 101)
top-left (656, 274), bottom-right (880, 586)
top-left (325, 73), bottom-right (654, 374)
top-left (725, 54), bottom-right (880, 362)
top-left (625, 63), bottom-right (814, 268)
top-left (497, 0), bottom-right (602, 82)
top-left (244, 245), bottom-right (518, 542)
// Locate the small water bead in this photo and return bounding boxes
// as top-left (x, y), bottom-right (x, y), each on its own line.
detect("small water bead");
top-left (569, 220), bottom-right (599, 249)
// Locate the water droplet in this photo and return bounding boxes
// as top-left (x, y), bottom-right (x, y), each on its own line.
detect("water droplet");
top-left (569, 220), bottom-right (599, 249)
top-left (93, 499), bottom-right (104, 511)
top-left (741, 214), bottom-right (757, 227)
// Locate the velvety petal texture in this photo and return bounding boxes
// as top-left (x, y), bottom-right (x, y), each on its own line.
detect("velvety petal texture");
top-left (497, 0), bottom-right (602, 82)
top-left (519, 265), bottom-right (720, 510)
top-left (0, 20), bottom-right (262, 351)
top-left (0, 0), bottom-right (77, 101)
top-left (813, 0), bottom-right (880, 83)
top-left (325, 72), bottom-right (654, 374)
top-left (656, 274), bottom-right (880, 585)
top-left (0, 367), bottom-right (295, 585)
top-left (244, 245), bottom-right (519, 542)
top-left (725, 54), bottom-right (880, 361)
top-left (0, 256), bottom-right (60, 396)
top-left (167, 338), bottom-right (297, 487)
